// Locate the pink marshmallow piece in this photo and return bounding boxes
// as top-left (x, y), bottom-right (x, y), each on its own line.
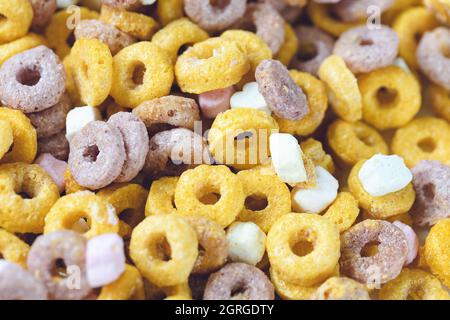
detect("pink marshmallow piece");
top-left (198, 86), bottom-right (235, 119)
top-left (34, 153), bottom-right (67, 193)
top-left (86, 233), bottom-right (126, 288)
top-left (393, 221), bottom-right (419, 265)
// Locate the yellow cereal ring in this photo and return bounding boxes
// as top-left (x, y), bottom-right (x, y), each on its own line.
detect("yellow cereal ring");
top-left (69, 38), bottom-right (113, 107)
top-left (97, 183), bottom-right (148, 239)
top-left (307, 2), bottom-right (363, 37)
top-left (428, 84), bottom-right (450, 122)
top-left (348, 159), bottom-right (416, 219)
top-left (45, 7), bottom-right (99, 59)
top-left (386, 212), bottom-right (413, 226)
top-left (393, 7), bottom-right (439, 69)
top-left (63, 55), bottom-right (81, 106)
top-left (129, 214), bottom-right (198, 287)
top-left (152, 18), bottom-right (209, 64)
top-left (275, 23), bottom-right (299, 66)
top-left (0, 163), bottom-right (59, 233)
top-left (0, 108), bottom-right (37, 164)
top-left (236, 169), bottom-right (291, 233)
top-left (163, 283), bottom-right (192, 300)
top-left (424, 0), bottom-right (450, 25)
top-left (44, 191), bottom-right (119, 239)
top-left (0, 0), bottom-right (33, 44)
top-left (358, 66), bottom-right (421, 130)
top-left (208, 108), bottom-right (279, 170)
top-left (382, 0), bottom-right (422, 25)
top-left (424, 218), bottom-right (450, 287)
top-left (157, 0), bottom-right (184, 26)
top-left (100, 5), bottom-right (159, 40)
top-left (145, 177), bottom-right (178, 216)
top-left (391, 117), bottom-right (450, 167)
top-left (275, 71), bottom-right (328, 136)
top-left (175, 37), bottom-right (250, 94)
top-left (0, 33), bottom-right (47, 67)
top-left (0, 119), bottom-right (13, 160)
top-left (379, 268), bottom-right (449, 300)
top-left (0, 228), bottom-right (30, 268)
top-left (98, 265), bottom-right (145, 300)
top-left (174, 165), bottom-right (245, 227)
top-left (319, 55), bottom-right (362, 122)
top-left (300, 138), bottom-right (335, 174)
top-left (327, 120), bottom-right (389, 166)
top-left (110, 41), bottom-right (173, 108)
top-left (267, 213), bottom-right (340, 286)
top-left (63, 168), bottom-right (86, 194)
top-left (323, 192), bottom-right (360, 233)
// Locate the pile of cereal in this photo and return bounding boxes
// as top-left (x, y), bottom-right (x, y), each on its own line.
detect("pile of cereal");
top-left (0, 0), bottom-right (449, 301)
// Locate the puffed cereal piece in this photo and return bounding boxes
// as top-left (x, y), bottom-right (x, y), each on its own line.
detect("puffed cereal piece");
top-left (101, 0), bottom-right (141, 10)
top-left (358, 65), bottom-right (421, 130)
top-left (334, 0), bottom-right (394, 23)
top-left (310, 277), bottom-right (370, 300)
top-left (145, 177), bottom-right (179, 216)
top-left (428, 84), bottom-right (450, 122)
top-left (175, 37), bottom-right (250, 94)
top-left (157, 0), bottom-right (184, 26)
top-left (424, 0), bottom-right (450, 25)
top-left (274, 23), bottom-right (299, 66)
top-left (327, 120), bottom-right (388, 166)
top-left (382, 0), bottom-right (422, 24)
top-left (0, 0), bottom-right (33, 44)
top-left (275, 71), bottom-right (328, 136)
top-left (392, 221), bottom-right (419, 265)
top-left (391, 117), bottom-right (450, 167)
top-left (152, 18), bottom-right (209, 64)
top-left (99, 5), bottom-right (159, 40)
top-left (199, 87), bottom-right (235, 119)
top-left (0, 33), bottom-right (47, 67)
top-left (348, 159), bottom-right (415, 218)
top-left (129, 214), bottom-right (198, 287)
top-left (379, 268), bottom-right (449, 300)
top-left (300, 138), bottom-right (335, 174)
top-left (424, 218), bottom-right (450, 287)
top-left (98, 264), bottom-right (145, 300)
top-left (38, 131), bottom-right (69, 161)
top-left (208, 108), bottom-right (279, 170)
top-left (0, 119), bottom-right (13, 160)
top-left (44, 191), bottom-right (119, 239)
top-left (318, 55), bottom-right (362, 122)
top-left (63, 167), bottom-right (86, 194)
top-left (0, 163), bottom-right (59, 233)
top-left (267, 213), bottom-right (340, 286)
top-left (0, 229), bottom-right (30, 268)
top-left (30, 0), bottom-right (57, 30)
top-left (236, 169), bottom-right (290, 233)
top-left (323, 192), bottom-right (360, 233)
top-left (111, 41), bottom-right (173, 108)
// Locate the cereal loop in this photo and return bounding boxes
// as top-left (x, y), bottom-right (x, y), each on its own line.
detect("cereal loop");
top-left (428, 84), bottom-right (450, 122)
top-left (310, 277), bottom-right (370, 300)
top-left (323, 192), bottom-right (360, 233)
top-left (0, 33), bottom-right (47, 67)
top-left (38, 131), bottom-right (69, 161)
top-left (98, 264), bottom-right (145, 300)
top-left (0, 229), bottom-right (30, 268)
top-left (334, 0), bottom-right (395, 23)
top-left (145, 177), bottom-right (179, 216)
top-left (29, 0), bottom-right (57, 30)
top-left (0, 119), bottom-right (13, 160)
top-left (424, 218), bottom-right (450, 287)
top-left (157, 0), bottom-right (184, 26)
top-left (0, 0), bottom-right (33, 43)
top-left (274, 23), bottom-right (298, 66)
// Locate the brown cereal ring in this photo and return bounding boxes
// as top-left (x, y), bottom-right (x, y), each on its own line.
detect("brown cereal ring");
top-left (410, 160), bottom-right (450, 226)
top-left (29, 0), bottom-right (57, 30)
top-left (203, 262), bottom-right (275, 300)
top-left (255, 59), bottom-right (309, 121)
top-left (28, 93), bottom-right (71, 139)
top-left (334, 0), bottom-right (394, 23)
top-left (340, 220), bottom-right (408, 285)
top-left (68, 121), bottom-right (126, 190)
top-left (101, 0), bottom-right (142, 10)
top-left (424, 218), bottom-right (450, 287)
top-left (0, 46), bottom-right (65, 113)
top-left (428, 84), bottom-right (450, 122)
top-left (107, 112), bottom-right (149, 183)
top-left (0, 119), bottom-right (13, 160)
top-left (0, 228), bottom-right (30, 268)
top-left (0, 0), bottom-right (33, 44)
top-left (144, 128), bottom-right (210, 178)
top-left (38, 131), bottom-right (69, 161)
top-left (310, 277), bottom-right (371, 300)
top-left (145, 176), bottom-right (179, 216)
top-left (27, 230), bottom-right (91, 300)
top-left (417, 27), bottom-right (450, 90)
top-left (184, 0), bottom-right (247, 32)
top-left (291, 26), bottom-right (334, 77)
top-left (132, 95), bottom-right (201, 136)
top-left (74, 19), bottom-right (136, 56)
top-left (333, 25), bottom-right (399, 74)
top-left (183, 216), bottom-right (228, 274)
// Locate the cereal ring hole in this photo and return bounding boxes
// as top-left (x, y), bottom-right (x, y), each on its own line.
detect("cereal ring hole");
top-left (16, 66), bottom-right (41, 87)
top-left (422, 183), bottom-right (436, 200)
top-left (360, 241), bottom-right (380, 258)
top-left (199, 189), bottom-right (222, 205)
top-left (82, 145), bottom-right (100, 162)
top-left (297, 42), bottom-right (318, 62)
top-left (230, 283), bottom-right (250, 300)
top-left (177, 44), bottom-right (191, 57)
top-left (376, 87), bottom-right (399, 108)
top-left (354, 127), bottom-right (376, 147)
top-left (210, 0), bottom-right (231, 10)
top-left (50, 258), bottom-right (68, 278)
top-left (417, 137), bottom-right (436, 153)
top-left (66, 32), bottom-right (76, 48)
top-left (289, 231), bottom-right (315, 257)
top-left (132, 62), bottom-right (146, 87)
top-left (358, 38), bottom-right (374, 46)
top-left (148, 234), bottom-right (172, 262)
top-left (244, 194), bottom-right (268, 211)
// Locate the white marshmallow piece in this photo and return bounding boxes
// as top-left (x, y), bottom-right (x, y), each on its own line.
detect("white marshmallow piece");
top-left (358, 154), bottom-right (413, 197)
top-left (57, 0), bottom-right (79, 9)
top-left (393, 221), bottom-right (419, 265)
top-left (86, 233), bottom-right (125, 288)
top-left (226, 222), bottom-right (266, 266)
top-left (292, 166), bottom-right (339, 214)
top-left (393, 57), bottom-right (412, 74)
top-left (230, 82), bottom-right (271, 115)
top-left (65, 106), bottom-right (102, 142)
top-left (269, 133), bottom-right (307, 184)
top-left (141, 0), bottom-right (157, 4)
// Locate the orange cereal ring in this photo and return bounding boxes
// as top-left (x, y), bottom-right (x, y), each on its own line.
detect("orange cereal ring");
top-left (174, 165), bottom-right (245, 227)
top-left (0, 33), bottom-right (47, 67)
top-left (145, 177), bottom-right (179, 216)
top-left (175, 37), bottom-right (250, 94)
top-left (275, 23), bottom-right (299, 66)
top-left (391, 117), bottom-right (450, 167)
top-left (236, 169), bottom-right (291, 233)
top-left (424, 218), bottom-right (450, 287)
top-left (310, 277), bottom-right (371, 300)
top-left (348, 159), bottom-right (415, 218)
top-left (110, 41), bottom-right (173, 108)
top-left (318, 55), bottom-right (362, 122)
top-left (323, 192), bottom-right (360, 233)
top-left (327, 120), bottom-right (388, 166)
top-left (98, 264), bottom-right (145, 300)
top-left (300, 138), bottom-right (335, 174)
top-left (428, 84), bottom-right (450, 122)
top-left (0, 108), bottom-right (37, 164)
top-left (0, 228), bottom-right (30, 268)
top-left (129, 214), bottom-right (198, 287)
top-left (0, 119), bottom-right (13, 160)
top-left (267, 213), bottom-right (340, 286)
top-left (0, 163), bottom-right (59, 233)
top-left (358, 65), bottom-right (421, 130)
top-left (44, 191), bottom-right (119, 239)
top-left (157, 0), bottom-right (184, 26)
top-left (0, 0), bottom-right (33, 44)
